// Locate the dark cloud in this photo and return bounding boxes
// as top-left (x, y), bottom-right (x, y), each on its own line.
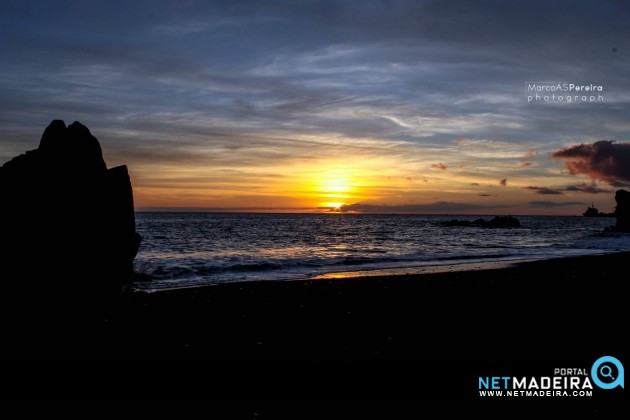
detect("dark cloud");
top-left (478, 194), bottom-right (495, 197)
top-left (339, 201), bottom-right (505, 214)
top-left (470, 182), bottom-right (480, 186)
top-left (609, 180), bottom-right (630, 188)
top-left (431, 162), bottom-right (448, 171)
top-left (499, 178), bottom-right (507, 187)
top-left (564, 183), bottom-right (612, 194)
top-left (551, 141), bottom-right (630, 184)
top-left (529, 201), bottom-right (585, 208)
top-left (525, 186), bottom-right (563, 195)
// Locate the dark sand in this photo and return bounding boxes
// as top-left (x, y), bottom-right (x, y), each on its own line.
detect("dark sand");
top-left (1, 252), bottom-right (625, 403)
top-left (122, 252), bottom-right (622, 365)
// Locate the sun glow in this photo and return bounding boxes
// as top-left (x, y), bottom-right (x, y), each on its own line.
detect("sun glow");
top-left (315, 171), bottom-right (357, 208)
top-left (320, 177), bottom-right (351, 194)
top-left (300, 159), bottom-right (404, 210)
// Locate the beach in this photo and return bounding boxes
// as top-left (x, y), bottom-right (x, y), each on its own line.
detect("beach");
top-left (122, 252), bottom-right (623, 366)
top-left (0, 251), bottom-right (625, 404)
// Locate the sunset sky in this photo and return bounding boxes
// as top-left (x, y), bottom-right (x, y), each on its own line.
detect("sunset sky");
top-left (1, 0), bottom-right (630, 214)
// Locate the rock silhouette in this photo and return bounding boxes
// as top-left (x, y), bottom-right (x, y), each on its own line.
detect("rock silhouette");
top-left (614, 189), bottom-right (630, 232)
top-left (0, 120), bottom-right (141, 337)
top-left (441, 216), bottom-right (521, 228)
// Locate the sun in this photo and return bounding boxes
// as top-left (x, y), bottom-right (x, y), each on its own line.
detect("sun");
top-left (324, 201), bottom-right (345, 211)
top-left (318, 175), bottom-right (353, 210)
top-left (300, 165), bottom-right (370, 211)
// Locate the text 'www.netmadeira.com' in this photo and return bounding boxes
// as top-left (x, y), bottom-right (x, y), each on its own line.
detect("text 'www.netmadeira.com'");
top-left (527, 82), bottom-right (603, 103)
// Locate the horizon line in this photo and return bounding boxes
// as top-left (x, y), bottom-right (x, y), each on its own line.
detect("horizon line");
top-left (135, 207), bottom-right (584, 216)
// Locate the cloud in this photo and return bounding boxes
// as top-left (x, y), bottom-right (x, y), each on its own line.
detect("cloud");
top-left (1, 1), bottom-right (630, 211)
top-left (610, 180), bottom-right (630, 187)
top-left (339, 201), bottom-right (505, 213)
top-left (529, 201), bottom-right (585, 208)
top-left (431, 162), bottom-right (448, 171)
top-left (499, 178), bottom-right (507, 187)
top-left (550, 141), bottom-right (630, 184)
top-left (478, 193), bottom-right (495, 197)
top-left (564, 183), bottom-right (612, 194)
top-left (470, 182), bottom-right (480, 186)
top-left (521, 162), bottom-right (534, 167)
top-left (525, 186), bottom-right (563, 195)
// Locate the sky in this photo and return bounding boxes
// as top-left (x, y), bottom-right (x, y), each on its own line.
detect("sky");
top-left (1, 0), bottom-right (630, 214)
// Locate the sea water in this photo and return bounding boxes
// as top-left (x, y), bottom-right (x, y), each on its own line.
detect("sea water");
top-left (134, 213), bottom-right (630, 289)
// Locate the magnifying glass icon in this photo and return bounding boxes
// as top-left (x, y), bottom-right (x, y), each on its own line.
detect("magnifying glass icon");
top-left (600, 365), bottom-right (615, 380)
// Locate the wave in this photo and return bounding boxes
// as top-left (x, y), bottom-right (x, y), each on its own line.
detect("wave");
top-left (433, 253), bottom-right (514, 261)
top-left (335, 256), bottom-right (402, 266)
top-left (137, 251), bottom-right (528, 283)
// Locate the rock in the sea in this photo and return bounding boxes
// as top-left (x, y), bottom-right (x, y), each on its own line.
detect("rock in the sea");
top-left (614, 189), bottom-right (630, 232)
top-left (441, 216), bottom-right (521, 228)
top-left (0, 120), bottom-right (141, 307)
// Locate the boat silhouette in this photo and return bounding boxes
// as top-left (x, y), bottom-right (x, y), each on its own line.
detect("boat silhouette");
top-left (583, 202), bottom-right (614, 217)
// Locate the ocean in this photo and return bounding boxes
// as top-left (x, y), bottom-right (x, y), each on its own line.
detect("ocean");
top-left (134, 213), bottom-right (630, 290)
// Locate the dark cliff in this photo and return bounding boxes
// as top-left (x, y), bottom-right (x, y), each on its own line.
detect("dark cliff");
top-left (614, 189), bottom-right (630, 232)
top-left (0, 120), bottom-right (141, 315)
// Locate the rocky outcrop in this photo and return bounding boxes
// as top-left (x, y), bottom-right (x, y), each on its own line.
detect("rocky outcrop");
top-left (441, 216), bottom-right (521, 228)
top-left (0, 120), bottom-right (141, 308)
top-left (614, 189), bottom-right (630, 232)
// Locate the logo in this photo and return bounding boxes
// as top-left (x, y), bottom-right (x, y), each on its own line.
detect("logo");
top-left (525, 81), bottom-right (604, 104)
top-left (478, 370), bottom-right (593, 397)
top-left (477, 356), bottom-right (624, 397)
top-left (591, 356), bottom-right (624, 390)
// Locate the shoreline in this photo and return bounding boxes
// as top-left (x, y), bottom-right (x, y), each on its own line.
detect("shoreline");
top-left (135, 249), bottom-right (623, 293)
top-left (122, 251), bottom-right (626, 364)
top-left (308, 256), bottom-right (541, 280)
top-left (135, 257), bottom-right (536, 293)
